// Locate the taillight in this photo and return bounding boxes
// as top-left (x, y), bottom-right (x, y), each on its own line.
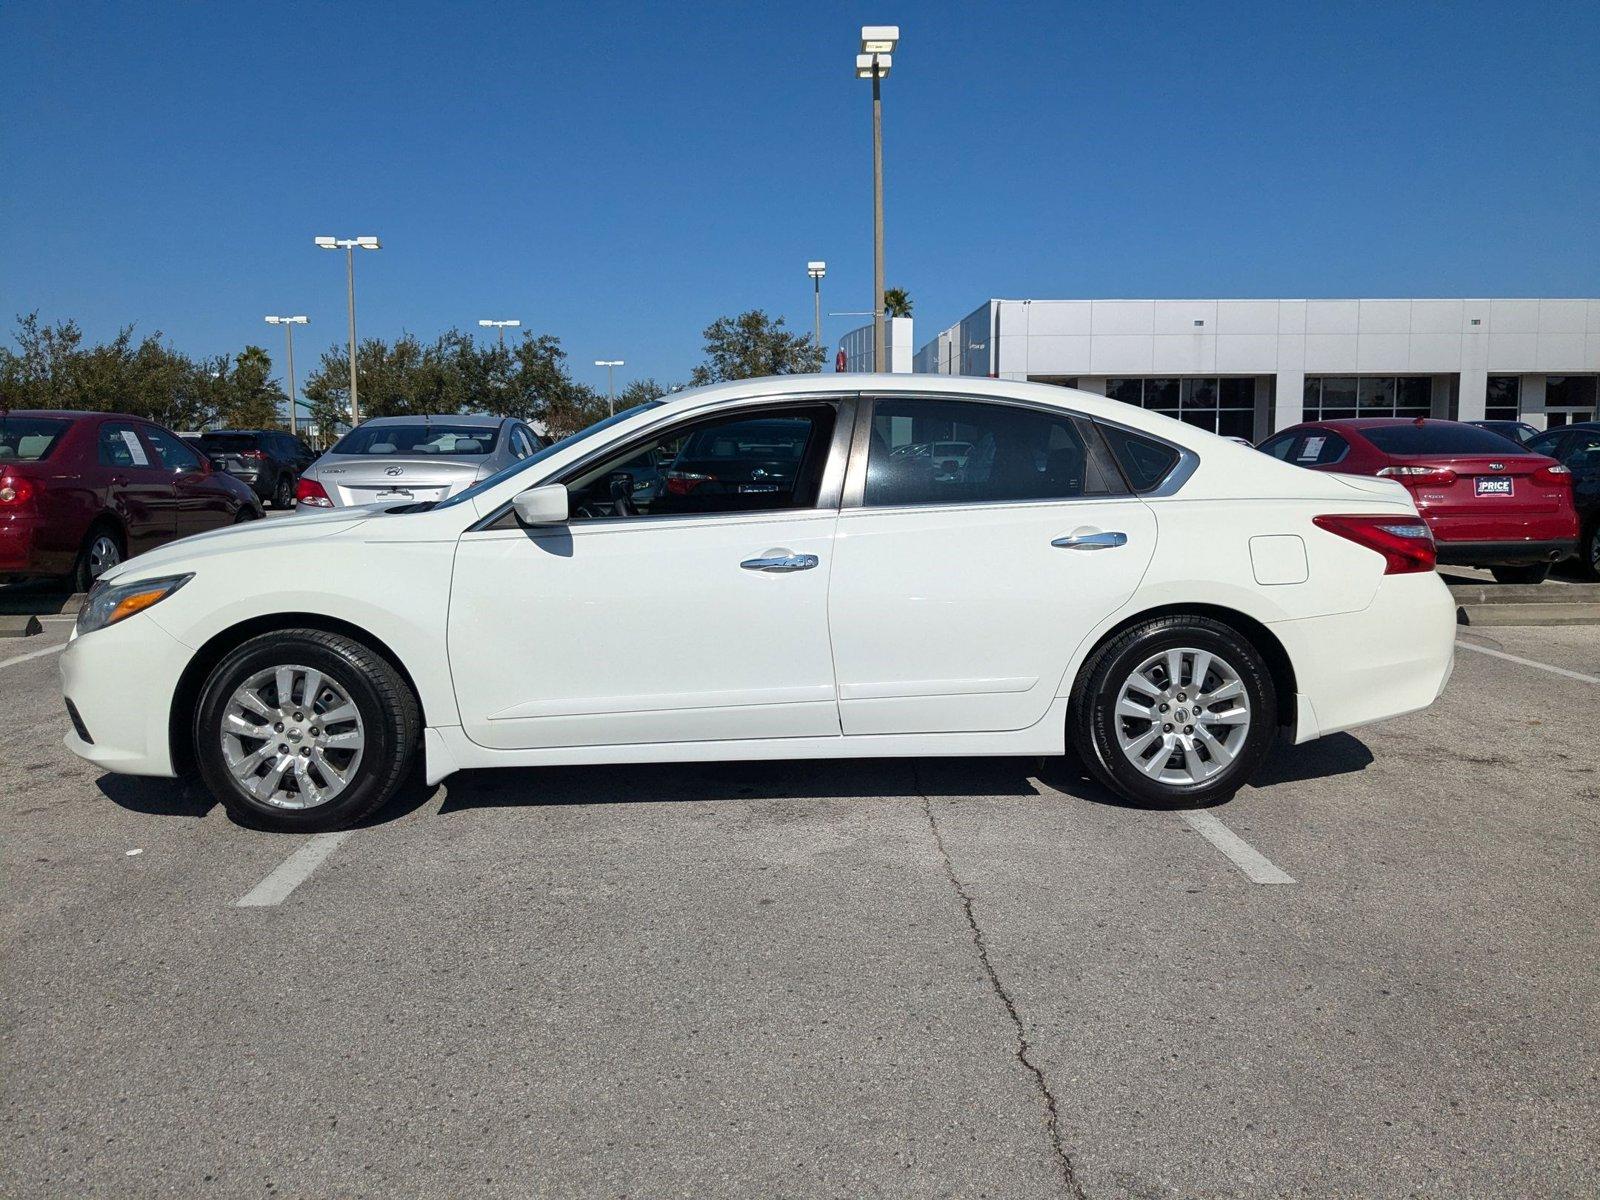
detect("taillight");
top-left (1313, 514), bottom-right (1437, 575)
top-left (1532, 464), bottom-right (1572, 487)
top-left (1376, 465), bottom-right (1457, 488)
top-left (0, 474), bottom-right (36, 506)
top-left (242, 450), bottom-right (268, 461)
top-left (295, 477), bottom-right (333, 508)
top-left (664, 470), bottom-right (714, 496)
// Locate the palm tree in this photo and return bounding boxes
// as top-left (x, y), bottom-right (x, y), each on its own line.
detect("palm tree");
top-left (883, 288), bottom-right (913, 318)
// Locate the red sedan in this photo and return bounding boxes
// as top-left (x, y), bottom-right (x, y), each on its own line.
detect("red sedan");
top-left (0, 410), bottom-right (262, 590)
top-left (1260, 418), bottom-right (1578, 584)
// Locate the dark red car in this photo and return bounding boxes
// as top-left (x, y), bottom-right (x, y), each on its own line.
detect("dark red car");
top-left (0, 410), bottom-right (262, 590)
top-left (1260, 418), bottom-right (1578, 584)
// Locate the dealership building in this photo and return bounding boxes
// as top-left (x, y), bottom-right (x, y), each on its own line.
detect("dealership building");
top-left (867, 298), bottom-right (1600, 441)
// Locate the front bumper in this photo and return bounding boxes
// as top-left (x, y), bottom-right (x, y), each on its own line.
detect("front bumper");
top-left (1433, 539), bottom-right (1577, 567)
top-left (59, 615), bottom-right (193, 777)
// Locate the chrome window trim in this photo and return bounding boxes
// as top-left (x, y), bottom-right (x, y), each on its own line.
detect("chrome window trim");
top-left (843, 391), bottom-right (1185, 510)
top-left (472, 395), bottom-right (859, 533)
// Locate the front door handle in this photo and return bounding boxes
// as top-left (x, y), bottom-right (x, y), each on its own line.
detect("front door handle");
top-left (1051, 531), bottom-right (1128, 551)
top-left (741, 553), bottom-right (819, 573)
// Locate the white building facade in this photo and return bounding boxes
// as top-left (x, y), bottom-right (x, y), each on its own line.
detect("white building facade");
top-left (912, 298), bottom-right (1600, 440)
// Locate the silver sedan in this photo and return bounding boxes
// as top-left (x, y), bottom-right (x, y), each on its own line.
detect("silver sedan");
top-left (296, 415), bottom-right (545, 509)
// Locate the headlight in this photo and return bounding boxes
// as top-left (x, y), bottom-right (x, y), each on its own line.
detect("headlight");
top-left (75, 574), bottom-right (194, 637)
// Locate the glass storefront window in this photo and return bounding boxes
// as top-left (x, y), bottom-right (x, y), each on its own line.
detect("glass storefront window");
top-left (1485, 376), bottom-right (1520, 422)
top-left (1304, 376), bottom-right (1429, 422)
top-left (1105, 376), bottom-right (1256, 437)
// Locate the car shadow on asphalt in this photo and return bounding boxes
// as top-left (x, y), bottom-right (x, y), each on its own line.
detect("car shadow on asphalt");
top-left (94, 733), bottom-right (1374, 828)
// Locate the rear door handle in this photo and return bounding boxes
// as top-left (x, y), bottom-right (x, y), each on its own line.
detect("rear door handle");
top-left (1051, 531), bottom-right (1128, 551)
top-left (741, 553), bottom-right (819, 572)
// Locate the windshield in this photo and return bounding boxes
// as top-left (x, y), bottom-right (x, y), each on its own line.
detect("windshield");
top-left (331, 423), bottom-right (501, 457)
top-left (0, 416), bottom-right (70, 461)
top-left (433, 402), bottom-right (665, 511)
top-left (1363, 423), bottom-right (1532, 456)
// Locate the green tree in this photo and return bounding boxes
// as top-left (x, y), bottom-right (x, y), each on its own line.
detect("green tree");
top-left (214, 345), bottom-right (286, 429)
top-left (618, 377), bottom-right (671, 407)
top-left (688, 310), bottom-right (823, 386)
top-left (883, 287), bottom-right (913, 318)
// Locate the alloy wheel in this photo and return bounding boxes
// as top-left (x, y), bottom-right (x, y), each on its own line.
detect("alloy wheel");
top-left (1112, 647), bottom-right (1252, 785)
top-left (220, 665), bottom-right (366, 809)
top-left (87, 535), bottom-right (121, 581)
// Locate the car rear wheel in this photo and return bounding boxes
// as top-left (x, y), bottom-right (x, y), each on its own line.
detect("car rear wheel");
top-left (272, 474), bottom-right (294, 509)
top-left (1071, 616), bottom-right (1277, 808)
top-left (72, 524), bottom-right (124, 592)
top-left (1581, 521), bottom-right (1600, 582)
top-left (1490, 563), bottom-right (1550, 585)
top-left (193, 630), bottom-right (420, 832)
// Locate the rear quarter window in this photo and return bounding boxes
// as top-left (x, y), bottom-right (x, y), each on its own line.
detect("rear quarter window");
top-left (1097, 424), bottom-right (1181, 492)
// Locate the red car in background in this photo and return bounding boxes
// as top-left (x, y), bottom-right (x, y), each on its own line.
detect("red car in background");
top-left (0, 410), bottom-right (262, 590)
top-left (1260, 418), bottom-right (1578, 584)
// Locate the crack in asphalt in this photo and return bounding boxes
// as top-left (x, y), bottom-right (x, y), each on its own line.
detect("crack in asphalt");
top-left (917, 779), bottom-right (1088, 1200)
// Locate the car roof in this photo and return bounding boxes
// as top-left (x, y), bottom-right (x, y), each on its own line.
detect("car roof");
top-left (356, 414), bottom-right (504, 428)
top-left (0, 409), bottom-right (143, 421)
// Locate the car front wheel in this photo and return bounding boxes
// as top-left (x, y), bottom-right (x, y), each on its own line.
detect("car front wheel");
top-left (1071, 616), bottom-right (1277, 807)
top-left (1489, 563), bottom-right (1550, 585)
top-left (193, 630), bottom-right (419, 831)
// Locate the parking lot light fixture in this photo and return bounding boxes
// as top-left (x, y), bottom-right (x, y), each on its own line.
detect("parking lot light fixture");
top-left (477, 318), bottom-right (522, 349)
top-left (264, 315), bottom-right (309, 436)
top-left (315, 235), bottom-right (382, 424)
top-left (856, 25), bottom-right (898, 372)
top-left (807, 262), bottom-right (827, 357)
top-left (595, 359), bottom-right (624, 415)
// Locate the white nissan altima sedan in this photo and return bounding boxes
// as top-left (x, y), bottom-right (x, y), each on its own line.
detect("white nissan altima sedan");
top-left (59, 375), bottom-right (1456, 831)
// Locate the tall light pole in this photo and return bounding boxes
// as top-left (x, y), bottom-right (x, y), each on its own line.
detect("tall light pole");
top-left (478, 318), bottom-right (521, 349)
top-left (807, 261), bottom-right (827, 360)
top-left (314, 235), bottom-right (381, 424)
top-left (857, 26), bottom-right (897, 372)
top-left (264, 315), bottom-right (309, 436)
top-left (595, 359), bottom-right (624, 415)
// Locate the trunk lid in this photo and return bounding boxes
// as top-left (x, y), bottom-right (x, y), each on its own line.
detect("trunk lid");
top-left (310, 455), bottom-right (485, 507)
top-left (1394, 453), bottom-right (1564, 517)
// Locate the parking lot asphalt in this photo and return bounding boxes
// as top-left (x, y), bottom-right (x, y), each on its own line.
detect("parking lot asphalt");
top-left (2, 617), bottom-right (1596, 1198)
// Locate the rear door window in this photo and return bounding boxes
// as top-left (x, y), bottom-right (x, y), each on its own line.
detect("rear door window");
top-left (99, 422), bottom-right (152, 468)
top-left (865, 398), bottom-right (1126, 506)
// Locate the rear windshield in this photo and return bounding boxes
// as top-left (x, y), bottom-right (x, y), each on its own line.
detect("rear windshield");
top-left (199, 433), bottom-right (263, 451)
top-left (1362, 423), bottom-right (1526, 456)
top-left (0, 416), bottom-right (70, 461)
top-left (331, 423), bottom-right (500, 456)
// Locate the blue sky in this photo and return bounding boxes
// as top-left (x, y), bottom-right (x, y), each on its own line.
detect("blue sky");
top-left (4, 0), bottom-right (1597, 392)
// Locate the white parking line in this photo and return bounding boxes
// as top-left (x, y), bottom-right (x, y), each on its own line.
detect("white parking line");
top-left (1181, 811), bottom-right (1297, 885)
top-left (236, 831), bottom-right (354, 907)
top-left (1456, 640), bottom-right (1599, 685)
top-left (0, 642), bottom-right (66, 671)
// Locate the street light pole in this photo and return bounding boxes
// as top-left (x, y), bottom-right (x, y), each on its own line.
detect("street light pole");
top-left (314, 235), bottom-right (381, 425)
top-left (807, 261), bottom-right (827, 358)
top-left (478, 318), bottom-right (522, 349)
top-left (857, 27), bottom-right (897, 373)
top-left (595, 359), bottom-right (624, 415)
top-left (264, 315), bottom-right (309, 436)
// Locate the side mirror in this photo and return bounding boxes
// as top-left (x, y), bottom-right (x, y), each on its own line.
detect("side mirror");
top-left (512, 483), bottom-right (569, 525)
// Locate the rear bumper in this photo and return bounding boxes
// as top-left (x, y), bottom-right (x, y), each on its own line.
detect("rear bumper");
top-left (1271, 570), bottom-right (1457, 744)
top-left (0, 512), bottom-right (73, 576)
top-left (1434, 539), bottom-right (1577, 566)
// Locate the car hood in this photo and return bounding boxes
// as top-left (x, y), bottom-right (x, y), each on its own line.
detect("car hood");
top-left (99, 509), bottom-right (371, 583)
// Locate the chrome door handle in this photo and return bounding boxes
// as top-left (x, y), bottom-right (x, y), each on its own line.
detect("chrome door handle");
top-left (741, 554), bottom-right (819, 572)
top-left (1051, 531), bottom-right (1128, 551)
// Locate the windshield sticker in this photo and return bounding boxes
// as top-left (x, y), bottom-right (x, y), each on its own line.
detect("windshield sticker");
top-left (1297, 436), bottom-right (1326, 462)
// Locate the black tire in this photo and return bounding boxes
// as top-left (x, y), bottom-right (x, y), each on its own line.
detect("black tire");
top-left (1579, 520), bottom-right (1600, 582)
top-left (71, 521), bottom-right (124, 593)
top-left (1490, 563), bottom-right (1550, 585)
top-left (272, 474), bottom-right (295, 510)
top-left (192, 629), bottom-right (420, 832)
top-left (1070, 615), bottom-right (1277, 808)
